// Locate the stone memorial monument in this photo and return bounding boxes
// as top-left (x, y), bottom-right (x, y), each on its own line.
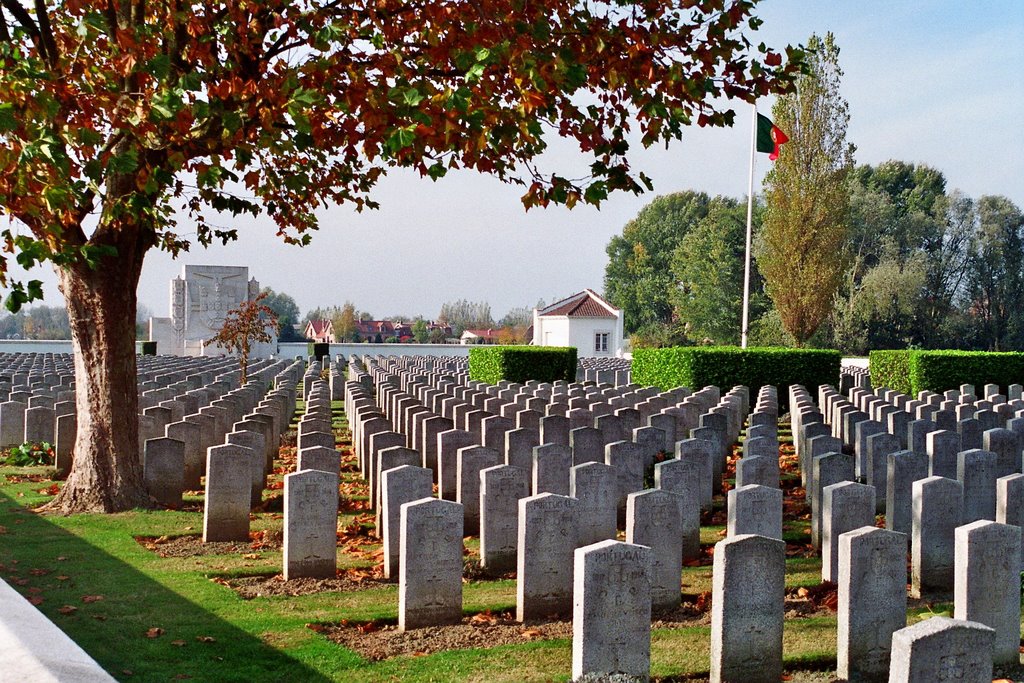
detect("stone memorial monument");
top-left (149, 265), bottom-right (277, 357)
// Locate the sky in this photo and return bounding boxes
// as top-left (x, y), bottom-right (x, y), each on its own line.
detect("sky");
top-left (8, 0), bottom-right (1024, 323)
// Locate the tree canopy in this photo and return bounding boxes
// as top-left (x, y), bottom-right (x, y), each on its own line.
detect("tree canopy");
top-left (604, 190), bottom-right (715, 333)
top-left (0, 0), bottom-right (802, 512)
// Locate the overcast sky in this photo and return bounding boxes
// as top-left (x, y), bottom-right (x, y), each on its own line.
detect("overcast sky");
top-left (8, 0), bottom-right (1024, 323)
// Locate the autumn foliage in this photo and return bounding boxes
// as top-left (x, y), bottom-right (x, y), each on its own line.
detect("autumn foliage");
top-left (0, 0), bottom-right (802, 512)
top-left (206, 292), bottom-right (278, 384)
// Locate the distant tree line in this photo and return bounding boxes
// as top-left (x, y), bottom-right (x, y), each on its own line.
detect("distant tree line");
top-left (604, 166), bottom-right (1023, 353)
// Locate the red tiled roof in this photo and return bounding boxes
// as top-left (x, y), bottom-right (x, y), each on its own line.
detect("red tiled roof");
top-left (306, 319), bottom-right (331, 335)
top-left (462, 328), bottom-right (501, 340)
top-left (539, 290), bottom-right (617, 318)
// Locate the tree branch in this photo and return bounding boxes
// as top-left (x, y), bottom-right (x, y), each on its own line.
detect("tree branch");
top-left (0, 7), bottom-right (10, 42)
top-left (33, 0), bottom-right (58, 67)
top-left (0, 0), bottom-right (41, 44)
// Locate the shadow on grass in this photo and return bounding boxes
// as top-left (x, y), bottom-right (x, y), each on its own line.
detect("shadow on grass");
top-left (0, 488), bottom-right (335, 683)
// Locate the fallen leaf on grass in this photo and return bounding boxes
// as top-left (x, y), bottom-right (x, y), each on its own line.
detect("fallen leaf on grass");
top-left (92, 615), bottom-right (107, 622)
top-left (27, 596), bottom-right (43, 605)
top-left (195, 636), bottom-right (216, 643)
top-left (58, 605), bottom-right (77, 615)
top-left (241, 553), bottom-right (261, 560)
top-left (305, 623), bottom-right (327, 633)
top-left (521, 628), bottom-right (544, 639)
top-left (145, 627), bottom-right (164, 638)
top-left (171, 640), bottom-right (186, 647)
top-left (29, 568), bottom-right (48, 576)
top-left (411, 651), bottom-right (428, 657)
top-left (81, 595), bottom-right (104, 603)
top-left (55, 574), bottom-right (69, 581)
top-left (0, 526), bottom-right (7, 534)
top-left (56, 556), bottom-right (66, 561)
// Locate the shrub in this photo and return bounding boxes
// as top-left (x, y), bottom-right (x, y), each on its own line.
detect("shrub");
top-left (908, 350), bottom-right (1024, 395)
top-left (631, 346), bottom-right (840, 401)
top-left (5, 441), bottom-right (53, 466)
top-left (141, 341), bottom-right (157, 356)
top-left (308, 342), bottom-right (329, 362)
top-left (868, 349), bottom-right (912, 395)
top-left (469, 346), bottom-right (577, 384)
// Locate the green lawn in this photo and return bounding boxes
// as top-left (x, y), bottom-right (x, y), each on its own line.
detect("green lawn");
top-left (0, 403), bottom-right (1004, 682)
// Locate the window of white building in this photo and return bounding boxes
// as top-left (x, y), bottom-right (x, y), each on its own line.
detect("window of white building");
top-left (594, 332), bottom-right (609, 353)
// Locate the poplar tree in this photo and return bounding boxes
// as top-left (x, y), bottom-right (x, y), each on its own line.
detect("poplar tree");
top-left (759, 32), bottom-right (854, 345)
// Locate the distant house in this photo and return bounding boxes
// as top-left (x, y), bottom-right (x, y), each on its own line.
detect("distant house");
top-left (350, 319), bottom-right (400, 342)
top-left (532, 289), bottom-right (624, 357)
top-left (460, 328), bottom-right (502, 345)
top-left (304, 319), bottom-right (335, 343)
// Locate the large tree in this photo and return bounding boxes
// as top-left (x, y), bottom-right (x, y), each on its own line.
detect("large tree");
top-left (670, 198), bottom-right (766, 344)
top-left (968, 196), bottom-right (1024, 351)
top-left (0, 1), bottom-right (800, 512)
top-left (604, 190), bottom-right (712, 333)
top-left (759, 32), bottom-right (854, 344)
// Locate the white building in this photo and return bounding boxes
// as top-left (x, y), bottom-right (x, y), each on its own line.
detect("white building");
top-left (532, 289), bottom-right (624, 358)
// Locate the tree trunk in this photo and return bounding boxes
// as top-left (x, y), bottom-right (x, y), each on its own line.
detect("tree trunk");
top-left (41, 246), bottom-right (151, 513)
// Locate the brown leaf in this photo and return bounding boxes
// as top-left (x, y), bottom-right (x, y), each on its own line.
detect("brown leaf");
top-left (27, 596), bottom-right (43, 605)
top-left (357, 621), bottom-right (379, 634)
top-left (145, 627), bottom-right (164, 638)
top-left (305, 623), bottom-right (327, 633)
top-left (56, 575), bottom-right (69, 581)
top-left (29, 568), bottom-right (48, 576)
top-left (58, 605), bottom-right (78, 615)
top-left (470, 611), bottom-right (498, 626)
top-left (411, 651), bottom-right (428, 657)
top-left (82, 595), bottom-right (104, 603)
top-left (171, 640), bottom-right (186, 647)
top-left (195, 635), bottom-right (216, 643)
top-left (521, 628), bottom-right (544, 639)
top-left (0, 526), bottom-right (7, 534)
top-left (241, 553), bottom-right (261, 560)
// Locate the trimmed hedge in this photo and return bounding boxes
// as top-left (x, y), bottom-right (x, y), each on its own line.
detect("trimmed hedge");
top-left (910, 350), bottom-right (1024, 395)
top-left (868, 349), bottom-right (912, 395)
top-left (870, 349), bottom-right (1024, 395)
top-left (631, 346), bottom-right (841, 399)
top-left (469, 346), bottom-right (577, 384)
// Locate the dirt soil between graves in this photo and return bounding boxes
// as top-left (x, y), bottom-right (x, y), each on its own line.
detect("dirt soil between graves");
top-left (316, 603), bottom-right (713, 662)
top-left (134, 530), bottom-right (283, 557)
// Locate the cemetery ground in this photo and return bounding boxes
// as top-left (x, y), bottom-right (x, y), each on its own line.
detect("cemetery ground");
top-left (0, 398), bottom-right (1020, 682)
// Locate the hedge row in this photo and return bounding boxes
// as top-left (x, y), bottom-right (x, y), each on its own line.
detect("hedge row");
top-left (867, 350), bottom-right (912, 395)
top-left (869, 349), bottom-right (1024, 395)
top-left (468, 346), bottom-right (577, 384)
top-left (631, 346), bottom-right (841, 399)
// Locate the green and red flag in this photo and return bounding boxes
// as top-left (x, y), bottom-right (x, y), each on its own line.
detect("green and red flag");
top-left (756, 113), bottom-right (789, 160)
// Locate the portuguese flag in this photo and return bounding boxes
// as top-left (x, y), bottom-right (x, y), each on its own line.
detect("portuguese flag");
top-left (756, 113), bottom-right (789, 161)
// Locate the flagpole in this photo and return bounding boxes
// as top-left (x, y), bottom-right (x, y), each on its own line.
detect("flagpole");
top-left (741, 103), bottom-right (756, 349)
